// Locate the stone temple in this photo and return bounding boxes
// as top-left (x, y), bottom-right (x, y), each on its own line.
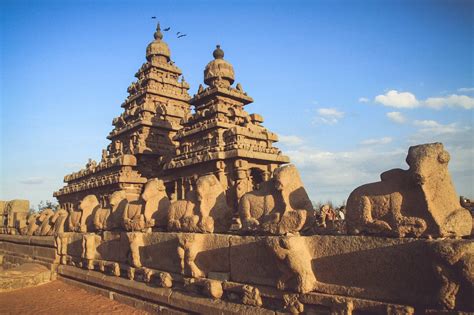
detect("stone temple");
top-left (1, 22), bottom-right (472, 315)
top-left (53, 23), bottom-right (289, 214)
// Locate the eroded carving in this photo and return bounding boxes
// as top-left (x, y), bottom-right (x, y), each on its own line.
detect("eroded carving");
top-left (126, 232), bottom-right (144, 268)
top-left (266, 236), bottom-right (316, 293)
top-left (241, 285), bottom-right (263, 307)
top-left (240, 164), bottom-right (314, 235)
top-left (123, 179), bottom-right (170, 232)
top-left (177, 234), bottom-right (205, 278)
top-left (168, 174), bottom-right (232, 233)
top-left (430, 240), bottom-right (474, 310)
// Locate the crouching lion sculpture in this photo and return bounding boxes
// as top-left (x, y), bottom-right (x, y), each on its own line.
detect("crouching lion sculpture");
top-left (346, 142), bottom-right (472, 238)
top-left (239, 164), bottom-right (314, 235)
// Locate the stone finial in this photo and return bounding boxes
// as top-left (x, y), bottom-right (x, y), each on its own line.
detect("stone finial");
top-left (213, 45), bottom-right (224, 59)
top-left (204, 45), bottom-right (235, 87)
top-left (146, 21), bottom-right (171, 62)
top-left (154, 22), bottom-right (163, 40)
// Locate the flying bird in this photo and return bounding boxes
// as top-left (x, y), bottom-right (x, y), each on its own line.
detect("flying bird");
top-left (176, 32), bottom-right (181, 35)
top-left (163, 27), bottom-right (171, 31)
top-left (151, 16), bottom-right (156, 19)
top-left (178, 34), bottom-right (187, 38)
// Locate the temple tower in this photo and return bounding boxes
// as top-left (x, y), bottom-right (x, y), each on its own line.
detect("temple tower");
top-left (163, 45), bottom-right (289, 208)
top-left (54, 23), bottom-right (191, 210)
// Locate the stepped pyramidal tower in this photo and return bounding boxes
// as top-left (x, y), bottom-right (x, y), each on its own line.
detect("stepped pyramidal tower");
top-left (54, 23), bottom-right (289, 211)
top-left (54, 23), bottom-right (191, 209)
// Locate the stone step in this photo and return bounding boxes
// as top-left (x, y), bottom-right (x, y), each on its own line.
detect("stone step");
top-left (0, 263), bottom-right (52, 292)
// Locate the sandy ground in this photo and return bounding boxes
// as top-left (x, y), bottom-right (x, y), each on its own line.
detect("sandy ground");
top-left (0, 280), bottom-right (150, 315)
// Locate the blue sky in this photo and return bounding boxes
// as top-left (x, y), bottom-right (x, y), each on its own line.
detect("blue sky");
top-left (1, 0), bottom-right (473, 207)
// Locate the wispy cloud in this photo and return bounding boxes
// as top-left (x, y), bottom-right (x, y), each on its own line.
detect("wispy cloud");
top-left (458, 87), bottom-right (474, 93)
top-left (279, 135), bottom-right (304, 146)
top-left (314, 107), bottom-right (345, 125)
top-left (358, 97), bottom-right (369, 103)
top-left (424, 94), bottom-right (474, 110)
top-left (360, 137), bottom-right (393, 145)
top-left (19, 177), bottom-right (45, 185)
top-left (413, 120), bottom-right (466, 135)
top-left (386, 111), bottom-right (406, 124)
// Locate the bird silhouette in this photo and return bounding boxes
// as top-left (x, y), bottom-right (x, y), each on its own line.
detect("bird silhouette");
top-left (178, 34), bottom-right (187, 38)
top-left (163, 27), bottom-right (171, 31)
top-left (176, 32), bottom-right (181, 35)
top-left (151, 16), bottom-right (156, 19)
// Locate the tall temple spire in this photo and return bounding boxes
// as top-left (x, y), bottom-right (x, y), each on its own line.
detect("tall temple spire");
top-left (146, 21), bottom-right (170, 63)
top-left (154, 22), bottom-right (163, 40)
top-left (55, 21), bottom-right (191, 207)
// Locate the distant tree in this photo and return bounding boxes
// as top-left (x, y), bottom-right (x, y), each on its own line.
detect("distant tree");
top-left (36, 200), bottom-right (59, 212)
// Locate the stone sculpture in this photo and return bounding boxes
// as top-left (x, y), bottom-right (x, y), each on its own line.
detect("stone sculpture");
top-left (168, 174), bottom-right (232, 233)
top-left (126, 232), bottom-right (144, 268)
top-left (25, 213), bottom-right (40, 236)
top-left (177, 234), bottom-right (205, 278)
top-left (34, 208), bottom-right (55, 236)
top-left (346, 143), bottom-right (472, 238)
top-left (67, 207), bottom-right (82, 232)
top-left (239, 164), bottom-right (314, 235)
top-left (123, 179), bottom-right (170, 232)
top-left (195, 174), bottom-right (232, 233)
top-left (93, 190), bottom-right (128, 231)
top-left (49, 208), bottom-right (69, 235)
top-left (241, 285), bottom-right (263, 307)
top-left (78, 195), bottom-right (101, 233)
top-left (82, 233), bottom-right (100, 270)
top-left (266, 236), bottom-right (317, 293)
top-left (167, 193), bottom-right (198, 232)
top-left (430, 240), bottom-right (474, 310)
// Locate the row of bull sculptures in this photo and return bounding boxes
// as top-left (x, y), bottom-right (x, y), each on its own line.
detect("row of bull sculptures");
top-left (11, 143), bottom-right (474, 238)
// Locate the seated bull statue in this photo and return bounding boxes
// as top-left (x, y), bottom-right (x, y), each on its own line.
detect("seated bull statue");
top-left (123, 179), bottom-right (170, 232)
top-left (346, 142), bottom-right (472, 238)
top-left (239, 164), bottom-right (314, 235)
top-left (168, 174), bottom-right (233, 233)
top-left (94, 190), bottom-right (128, 231)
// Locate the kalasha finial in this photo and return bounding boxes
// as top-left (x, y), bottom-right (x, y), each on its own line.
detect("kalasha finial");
top-left (213, 45), bottom-right (224, 59)
top-left (154, 22), bottom-right (163, 40)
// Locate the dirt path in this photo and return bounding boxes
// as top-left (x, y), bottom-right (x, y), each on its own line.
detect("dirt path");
top-left (0, 280), bottom-right (150, 315)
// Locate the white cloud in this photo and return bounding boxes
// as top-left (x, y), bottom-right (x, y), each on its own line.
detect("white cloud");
top-left (372, 89), bottom-right (474, 110)
top-left (424, 94), bottom-right (474, 110)
top-left (279, 135), bottom-right (304, 146)
top-left (386, 111), bottom-right (406, 124)
top-left (374, 90), bottom-right (419, 108)
top-left (19, 177), bottom-right (45, 185)
top-left (457, 87), bottom-right (474, 93)
top-left (358, 97), bottom-right (369, 103)
top-left (413, 120), bottom-right (466, 135)
top-left (314, 107), bottom-right (345, 125)
top-left (360, 137), bottom-right (393, 145)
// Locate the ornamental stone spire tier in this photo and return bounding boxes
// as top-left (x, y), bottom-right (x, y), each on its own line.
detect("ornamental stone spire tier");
top-left (54, 22), bottom-right (191, 209)
top-left (163, 45), bottom-right (289, 209)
